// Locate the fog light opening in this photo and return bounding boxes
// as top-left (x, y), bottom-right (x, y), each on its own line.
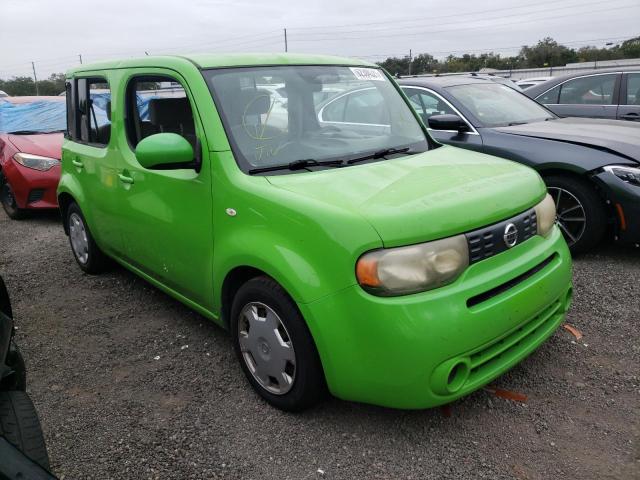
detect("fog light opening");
top-left (563, 287), bottom-right (573, 313)
top-left (446, 361), bottom-right (470, 393)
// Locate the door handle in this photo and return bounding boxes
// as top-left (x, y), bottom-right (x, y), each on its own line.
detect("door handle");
top-left (620, 113), bottom-right (639, 120)
top-left (118, 173), bottom-right (134, 185)
top-left (71, 159), bottom-right (84, 168)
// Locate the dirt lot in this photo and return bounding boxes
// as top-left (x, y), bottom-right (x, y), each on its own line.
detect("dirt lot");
top-left (0, 208), bottom-right (638, 480)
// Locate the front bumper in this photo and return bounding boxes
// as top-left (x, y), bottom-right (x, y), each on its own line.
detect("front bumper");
top-left (300, 227), bottom-right (572, 409)
top-left (2, 159), bottom-right (60, 210)
top-left (592, 170), bottom-right (640, 247)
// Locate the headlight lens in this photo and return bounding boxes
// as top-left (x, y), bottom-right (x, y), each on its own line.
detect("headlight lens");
top-left (13, 153), bottom-right (59, 171)
top-left (603, 165), bottom-right (640, 186)
top-left (356, 235), bottom-right (469, 296)
top-left (535, 193), bottom-right (556, 237)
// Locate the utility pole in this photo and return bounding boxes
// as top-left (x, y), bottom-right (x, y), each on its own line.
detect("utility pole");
top-left (284, 28), bottom-right (288, 52)
top-left (79, 54), bottom-right (83, 64)
top-left (408, 49), bottom-right (412, 75)
top-left (31, 61), bottom-right (39, 96)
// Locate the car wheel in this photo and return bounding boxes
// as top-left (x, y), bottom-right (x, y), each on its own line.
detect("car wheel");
top-left (5, 342), bottom-right (27, 391)
top-left (0, 391), bottom-right (50, 470)
top-left (66, 202), bottom-right (109, 273)
top-left (0, 175), bottom-right (26, 220)
top-left (230, 276), bottom-right (326, 411)
top-left (545, 175), bottom-right (607, 253)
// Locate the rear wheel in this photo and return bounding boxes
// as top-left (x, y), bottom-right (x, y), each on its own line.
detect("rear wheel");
top-left (66, 202), bottom-right (109, 273)
top-left (0, 391), bottom-right (50, 470)
top-left (1, 175), bottom-right (26, 220)
top-left (545, 175), bottom-right (607, 253)
top-left (231, 276), bottom-right (326, 411)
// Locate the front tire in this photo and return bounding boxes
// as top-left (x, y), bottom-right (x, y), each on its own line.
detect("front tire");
top-left (231, 276), bottom-right (326, 411)
top-left (66, 202), bottom-right (109, 273)
top-left (1, 175), bottom-right (26, 220)
top-left (0, 391), bottom-right (50, 470)
top-left (545, 175), bottom-right (607, 253)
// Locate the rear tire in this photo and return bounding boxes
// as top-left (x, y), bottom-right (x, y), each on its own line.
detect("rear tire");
top-left (0, 391), bottom-right (50, 470)
top-left (1, 175), bottom-right (26, 220)
top-left (66, 202), bottom-right (109, 273)
top-left (544, 175), bottom-right (607, 253)
top-left (231, 276), bottom-right (326, 411)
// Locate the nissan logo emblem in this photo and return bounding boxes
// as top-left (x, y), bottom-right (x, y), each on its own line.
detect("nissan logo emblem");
top-left (503, 223), bottom-right (518, 248)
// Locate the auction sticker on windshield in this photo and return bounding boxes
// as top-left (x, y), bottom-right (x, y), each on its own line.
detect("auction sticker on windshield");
top-left (350, 67), bottom-right (386, 81)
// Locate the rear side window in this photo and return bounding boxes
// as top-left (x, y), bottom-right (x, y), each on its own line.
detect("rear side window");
top-left (536, 84), bottom-right (561, 104)
top-left (558, 74), bottom-right (615, 105)
top-left (625, 73), bottom-right (640, 105)
top-left (70, 77), bottom-right (111, 146)
top-left (125, 76), bottom-right (196, 149)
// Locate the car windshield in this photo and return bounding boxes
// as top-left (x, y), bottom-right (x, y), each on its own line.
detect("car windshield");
top-left (203, 65), bottom-right (428, 173)
top-left (0, 99), bottom-right (67, 134)
top-left (447, 83), bottom-right (554, 127)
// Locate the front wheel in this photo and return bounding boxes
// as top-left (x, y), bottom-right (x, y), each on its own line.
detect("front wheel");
top-left (545, 175), bottom-right (607, 253)
top-left (231, 276), bottom-right (326, 411)
top-left (66, 202), bottom-right (109, 273)
top-left (1, 175), bottom-right (26, 220)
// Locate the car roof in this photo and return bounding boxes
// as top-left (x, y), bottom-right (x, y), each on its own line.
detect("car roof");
top-left (3, 96), bottom-right (64, 104)
top-left (397, 75), bottom-right (500, 88)
top-left (66, 53), bottom-right (377, 75)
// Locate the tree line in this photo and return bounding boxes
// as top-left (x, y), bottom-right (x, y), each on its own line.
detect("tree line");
top-left (1, 36), bottom-right (639, 95)
top-left (378, 36), bottom-right (640, 76)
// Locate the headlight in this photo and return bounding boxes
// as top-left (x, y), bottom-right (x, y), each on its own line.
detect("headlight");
top-left (13, 153), bottom-right (59, 171)
top-left (603, 165), bottom-right (640, 186)
top-left (535, 193), bottom-right (556, 237)
top-left (356, 235), bottom-right (469, 296)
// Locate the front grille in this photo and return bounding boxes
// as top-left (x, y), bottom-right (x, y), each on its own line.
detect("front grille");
top-left (466, 299), bottom-right (563, 387)
top-left (466, 208), bottom-right (537, 264)
top-left (27, 189), bottom-right (45, 204)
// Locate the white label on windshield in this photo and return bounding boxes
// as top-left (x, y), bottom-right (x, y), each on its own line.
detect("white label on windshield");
top-left (350, 67), bottom-right (386, 82)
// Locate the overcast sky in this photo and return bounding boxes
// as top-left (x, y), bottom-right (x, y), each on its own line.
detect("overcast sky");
top-left (1, 0), bottom-right (638, 78)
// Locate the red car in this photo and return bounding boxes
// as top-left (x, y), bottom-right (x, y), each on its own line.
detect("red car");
top-left (0, 96), bottom-right (65, 219)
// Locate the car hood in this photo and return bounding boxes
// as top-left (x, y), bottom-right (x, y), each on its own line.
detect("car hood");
top-left (493, 118), bottom-right (640, 163)
top-left (266, 145), bottom-right (545, 247)
top-left (6, 132), bottom-right (63, 160)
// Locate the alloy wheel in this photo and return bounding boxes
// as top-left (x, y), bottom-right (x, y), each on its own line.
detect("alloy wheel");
top-left (548, 186), bottom-right (587, 247)
top-left (237, 302), bottom-right (296, 395)
top-left (69, 213), bottom-right (90, 264)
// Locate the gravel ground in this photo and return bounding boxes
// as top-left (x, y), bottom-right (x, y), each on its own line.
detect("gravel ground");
top-left (0, 209), bottom-right (638, 480)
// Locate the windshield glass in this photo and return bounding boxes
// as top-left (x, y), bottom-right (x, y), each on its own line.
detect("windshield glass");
top-left (447, 83), bottom-right (554, 127)
top-left (0, 99), bottom-right (67, 134)
top-left (203, 65), bottom-right (428, 173)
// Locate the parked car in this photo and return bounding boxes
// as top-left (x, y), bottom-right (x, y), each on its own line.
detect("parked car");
top-left (0, 274), bottom-right (52, 475)
top-left (0, 96), bottom-right (65, 219)
top-left (0, 90), bottom-right (8, 98)
top-left (515, 77), bottom-right (553, 90)
top-left (524, 68), bottom-right (640, 121)
top-left (59, 54), bottom-right (572, 411)
top-left (398, 75), bottom-right (640, 252)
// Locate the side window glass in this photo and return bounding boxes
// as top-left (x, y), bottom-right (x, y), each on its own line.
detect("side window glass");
top-left (343, 89), bottom-right (388, 125)
top-left (125, 76), bottom-right (196, 149)
top-left (559, 75), bottom-right (615, 105)
top-left (75, 77), bottom-right (111, 146)
top-left (537, 84), bottom-right (561, 104)
top-left (419, 92), bottom-right (455, 117)
top-left (321, 95), bottom-right (347, 122)
top-left (626, 73), bottom-right (640, 105)
top-left (65, 81), bottom-right (75, 139)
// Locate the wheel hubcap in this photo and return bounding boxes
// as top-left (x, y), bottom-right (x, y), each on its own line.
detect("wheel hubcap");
top-left (237, 302), bottom-right (296, 395)
top-left (69, 213), bottom-right (90, 264)
top-left (548, 187), bottom-right (586, 247)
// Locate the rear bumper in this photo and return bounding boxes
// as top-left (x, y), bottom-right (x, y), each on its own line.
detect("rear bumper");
top-left (593, 170), bottom-right (640, 247)
top-left (2, 159), bottom-right (59, 209)
top-left (300, 227), bottom-right (572, 409)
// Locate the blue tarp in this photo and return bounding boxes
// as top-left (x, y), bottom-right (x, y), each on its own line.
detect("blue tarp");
top-left (0, 99), bottom-right (67, 133)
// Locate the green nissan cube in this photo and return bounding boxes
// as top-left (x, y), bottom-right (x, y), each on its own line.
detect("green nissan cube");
top-left (59, 54), bottom-right (572, 411)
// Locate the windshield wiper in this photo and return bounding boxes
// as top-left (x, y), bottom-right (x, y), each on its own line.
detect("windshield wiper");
top-left (6, 130), bottom-right (41, 135)
top-left (248, 158), bottom-right (344, 174)
top-left (506, 122), bottom-right (528, 126)
top-left (346, 146), bottom-right (413, 165)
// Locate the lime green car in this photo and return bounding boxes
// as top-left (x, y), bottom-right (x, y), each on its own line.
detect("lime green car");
top-left (58, 54), bottom-right (572, 411)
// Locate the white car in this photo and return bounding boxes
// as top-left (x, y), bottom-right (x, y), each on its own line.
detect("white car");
top-left (0, 90), bottom-right (8, 98)
top-left (515, 77), bottom-right (553, 90)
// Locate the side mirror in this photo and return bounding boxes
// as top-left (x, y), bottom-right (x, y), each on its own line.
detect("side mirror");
top-left (135, 133), bottom-right (195, 170)
top-left (428, 114), bottom-right (469, 133)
